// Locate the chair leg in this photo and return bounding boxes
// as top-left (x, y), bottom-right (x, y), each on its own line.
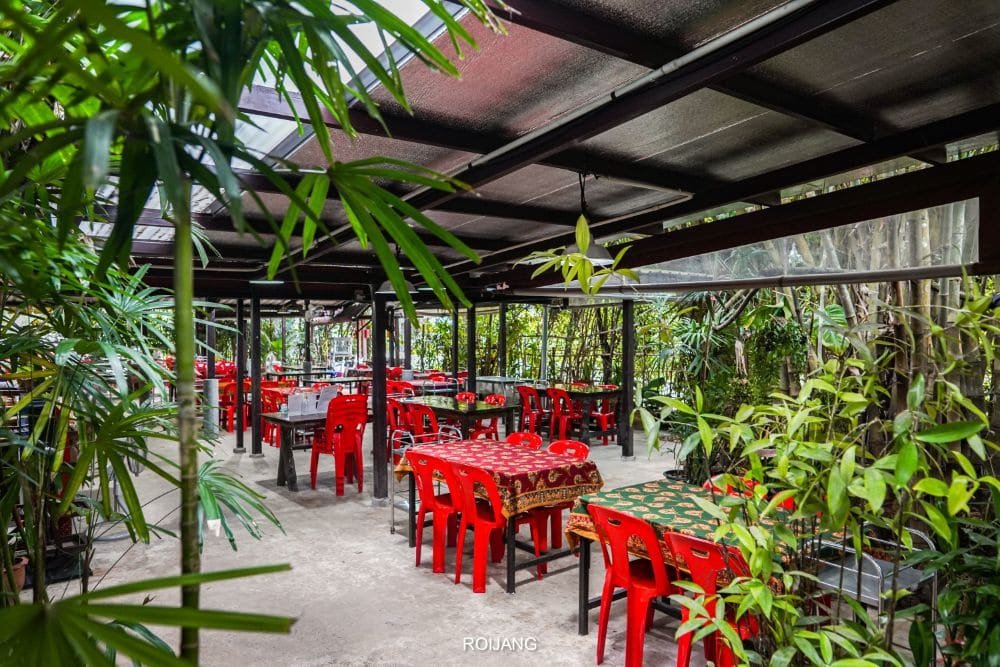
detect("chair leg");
top-left (550, 508), bottom-right (563, 549)
top-left (454, 516), bottom-right (468, 585)
top-left (624, 590), bottom-right (655, 667)
top-left (431, 510), bottom-right (452, 574)
top-left (471, 524), bottom-right (491, 593)
top-left (415, 509), bottom-right (426, 567)
top-left (528, 514), bottom-right (548, 579)
top-left (310, 448), bottom-right (320, 490)
top-left (676, 607), bottom-right (693, 667)
top-left (596, 574), bottom-right (616, 665)
top-left (490, 525), bottom-right (505, 563)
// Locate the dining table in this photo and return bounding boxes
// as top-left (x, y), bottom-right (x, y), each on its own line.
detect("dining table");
top-left (401, 395), bottom-right (517, 438)
top-left (261, 411), bottom-right (328, 492)
top-left (406, 378), bottom-right (459, 396)
top-left (549, 384), bottom-right (622, 445)
top-left (395, 439), bottom-right (604, 592)
top-left (566, 477), bottom-right (801, 634)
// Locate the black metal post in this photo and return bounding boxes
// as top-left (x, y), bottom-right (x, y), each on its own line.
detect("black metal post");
top-left (372, 292), bottom-right (389, 500)
top-left (250, 294), bottom-right (263, 457)
top-left (466, 305), bottom-right (477, 395)
top-left (235, 299), bottom-right (246, 453)
top-left (279, 315), bottom-right (286, 365)
top-left (451, 309), bottom-right (460, 381)
top-left (206, 307), bottom-right (216, 378)
top-left (303, 299), bottom-right (312, 376)
top-left (498, 303), bottom-right (508, 377)
top-left (619, 299), bottom-right (635, 459)
top-left (388, 308), bottom-right (398, 366)
top-left (403, 316), bottom-right (412, 370)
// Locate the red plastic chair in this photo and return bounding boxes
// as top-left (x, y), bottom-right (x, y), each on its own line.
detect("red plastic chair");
top-left (590, 505), bottom-right (677, 667)
top-left (703, 475), bottom-right (796, 511)
top-left (504, 431), bottom-right (543, 450)
top-left (409, 452), bottom-right (463, 574)
top-left (310, 394), bottom-right (368, 495)
top-left (386, 398), bottom-right (413, 463)
top-left (261, 389), bottom-right (285, 446)
top-left (452, 463), bottom-right (508, 592)
top-left (219, 381), bottom-right (250, 432)
top-left (591, 384), bottom-right (619, 446)
top-left (536, 440), bottom-right (590, 550)
top-left (548, 387), bottom-right (583, 441)
top-left (515, 385), bottom-right (549, 434)
top-left (668, 532), bottom-right (755, 667)
top-left (469, 393), bottom-right (506, 440)
top-left (547, 439), bottom-right (589, 460)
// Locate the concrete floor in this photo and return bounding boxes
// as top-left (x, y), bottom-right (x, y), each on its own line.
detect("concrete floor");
top-left (89, 428), bottom-right (708, 666)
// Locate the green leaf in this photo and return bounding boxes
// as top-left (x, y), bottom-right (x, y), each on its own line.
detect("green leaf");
top-left (827, 467), bottom-right (847, 523)
top-left (913, 420), bottom-right (985, 444)
top-left (896, 439), bottom-right (918, 486)
top-left (83, 110), bottom-right (119, 191)
top-left (919, 501), bottom-right (953, 546)
top-left (946, 478), bottom-right (975, 516)
top-left (906, 373), bottom-right (925, 411)
top-left (863, 467), bottom-right (886, 512)
top-left (913, 478), bottom-right (948, 497)
top-left (574, 213), bottom-right (590, 253)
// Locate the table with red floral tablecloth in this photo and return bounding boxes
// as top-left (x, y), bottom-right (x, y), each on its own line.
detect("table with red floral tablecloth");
top-left (395, 439), bottom-right (604, 593)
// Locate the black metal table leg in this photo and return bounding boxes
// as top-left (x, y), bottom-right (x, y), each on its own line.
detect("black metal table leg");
top-left (281, 424), bottom-right (298, 491)
top-left (578, 537), bottom-right (592, 635)
top-left (408, 471), bottom-right (417, 548)
top-left (506, 517), bottom-right (517, 593)
top-left (504, 409), bottom-right (514, 436)
top-left (579, 397), bottom-right (594, 444)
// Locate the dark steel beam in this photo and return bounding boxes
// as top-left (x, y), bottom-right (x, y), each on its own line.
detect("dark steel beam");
top-left (482, 0), bottom-right (883, 142)
top-left (235, 298), bottom-right (246, 453)
top-left (466, 305), bottom-right (477, 395)
top-left (619, 299), bottom-right (635, 458)
top-left (433, 197), bottom-right (580, 226)
top-left (371, 292), bottom-right (389, 500)
top-left (250, 295), bottom-right (263, 457)
top-left (451, 102), bottom-right (1000, 277)
top-left (497, 150), bottom-right (1000, 291)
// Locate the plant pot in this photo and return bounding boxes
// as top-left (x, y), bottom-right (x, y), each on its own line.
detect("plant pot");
top-left (1, 556), bottom-right (28, 594)
top-left (662, 468), bottom-right (686, 481)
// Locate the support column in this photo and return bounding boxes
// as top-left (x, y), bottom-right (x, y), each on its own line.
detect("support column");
top-left (303, 299), bottom-right (312, 376)
top-left (451, 309), bottom-right (460, 381)
top-left (279, 315), bottom-right (286, 365)
top-left (235, 299), bottom-right (246, 453)
top-left (372, 292), bottom-right (389, 502)
top-left (466, 305), bottom-right (477, 395)
top-left (403, 316), bottom-right (412, 370)
top-left (498, 303), bottom-right (508, 377)
top-left (206, 307), bottom-right (216, 378)
top-left (388, 309), bottom-right (398, 366)
top-left (250, 294), bottom-right (263, 457)
top-left (540, 305), bottom-right (550, 382)
top-left (619, 299), bottom-right (635, 460)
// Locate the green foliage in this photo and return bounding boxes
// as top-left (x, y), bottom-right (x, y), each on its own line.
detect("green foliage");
top-left (0, 565), bottom-right (294, 666)
top-left (197, 460), bottom-right (284, 552)
top-left (658, 277), bottom-right (1000, 665)
top-left (746, 316), bottom-right (807, 404)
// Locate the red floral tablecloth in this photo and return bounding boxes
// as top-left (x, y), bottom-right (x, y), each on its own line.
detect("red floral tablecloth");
top-left (395, 440), bottom-right (604, 517)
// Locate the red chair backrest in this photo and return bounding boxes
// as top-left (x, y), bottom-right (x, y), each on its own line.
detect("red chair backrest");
top-left (455, 391), bottom-right (477, 403)
top-left (547, 387), bottom-right (574, 417)
top-left (504, 431), bottom-right (543, 450)
top-left (407, 403), bottom-right (440, 438)
top-left (667, 532), bottom-right (749, 596)
top-left (324, 393), bottom-right (368, 447)
top-left (484, 393), bottom-right (506, 406)
top-left (386, 398), bottom-right (410, 433)
top-left (453, 463), bottom-right (504, 527)
top-left (589, 504), bottom-right (671, 593)
top-left (408, 452), bottom-right (462, 510)
top-left (548, 439), bottom-right (589, 460)
top-left (516, 385), bottom-right (543, 412)
top-left (388, 366), bottom-right (403, 380)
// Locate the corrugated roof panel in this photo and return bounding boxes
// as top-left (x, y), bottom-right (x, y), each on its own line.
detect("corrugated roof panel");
top-left (747, 0), bottom-right (1000, 131)
top-left (370, 16), bottom-right (647, 136)
top-left (555, 0), bottom-right (793, 48)
top-left (582, 88), bottom-right (859, 181)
